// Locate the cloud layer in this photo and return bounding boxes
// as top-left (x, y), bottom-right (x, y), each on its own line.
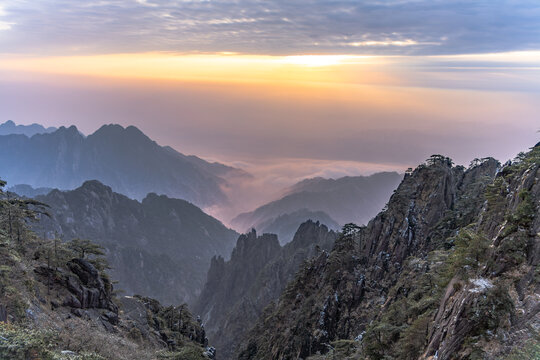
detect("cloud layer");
top-left (1, 0), bottom-right (540, 55)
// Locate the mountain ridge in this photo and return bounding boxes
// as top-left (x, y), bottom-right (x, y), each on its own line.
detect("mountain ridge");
top-left (231, 172), bottom-right (401, 243)
top-left (0, 123), bottom-right (244, 208)
top-left (0, 120), bottom-right (57, 137)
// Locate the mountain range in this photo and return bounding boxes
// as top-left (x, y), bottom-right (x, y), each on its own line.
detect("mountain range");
top-left (0, 120), bottom-right (57, 137)
top-left (0, 122), bottom-right (247, 208)
top-left (1, 141), bottom-right (538, 360)
top-left (231, 172), bottom-right (402, 243)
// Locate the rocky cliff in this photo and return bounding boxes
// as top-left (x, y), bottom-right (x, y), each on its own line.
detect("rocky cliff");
top-left (33, 180), bottom-right (239, 305)
top-left (194, 221), bottom-right (337, 359)
top-left (237, 149), bottom-right (539, 360)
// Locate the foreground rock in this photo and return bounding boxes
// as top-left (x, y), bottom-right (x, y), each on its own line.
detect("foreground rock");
top-left (238, 150), bottom-right (540, 359)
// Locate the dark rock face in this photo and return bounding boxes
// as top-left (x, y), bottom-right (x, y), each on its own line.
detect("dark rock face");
top-left (34, 258), bottom-right (118, 322)
top-left (64, 259), bottom-right (117, 311)
top-left (238, 156), bottom-right (511, 359)
top-left (34, 180), bottom-right (239, 305)
top-left (194, 221), bottom-right (337, 360)
top-left (0, 123), bottom-right (244, 207)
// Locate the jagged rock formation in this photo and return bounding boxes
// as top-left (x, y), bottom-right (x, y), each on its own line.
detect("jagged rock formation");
top-left (256, 209), bottom-right (340, 245)
top-left (232, 172), bottom-right (401, 244)
top-left (419, 149), bottom-right (540, 359)
top-left (120, 295), bottom-right (207, 351)
top-left (34, 259), bottom-right (118, 313)
top-left (34, 180), bottom-right (239, 305)
top-left (237, 150), bottom-right (539, 360)
top-left (0, 123), bottom-right (247, 207)
top-left (34, 257), bottom-right (119, 327)
top-left (194, 221), bottom-right (337, 360)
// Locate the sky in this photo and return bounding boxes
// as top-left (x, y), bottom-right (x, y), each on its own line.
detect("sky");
top-left (1, 0), bottom-right (539, 212)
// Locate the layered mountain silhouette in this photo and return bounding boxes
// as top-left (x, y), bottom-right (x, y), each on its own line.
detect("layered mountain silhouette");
top-left (7, 184), bottom-right (53, 198)
top-left (231, 172), bottom-right (402, 243)
top-left (0, 120), bottom-right (57, 137)
top-left (0, 123), bottom-right (247, 208)
top-left (33, 180), bottom-right (239, 305)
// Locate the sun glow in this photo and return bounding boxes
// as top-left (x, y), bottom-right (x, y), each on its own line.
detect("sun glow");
top-left (0, 52), bottom-right (381, 87)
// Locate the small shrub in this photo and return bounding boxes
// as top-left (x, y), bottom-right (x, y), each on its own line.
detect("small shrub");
top-left (0, 322), bottom-right (57, 360)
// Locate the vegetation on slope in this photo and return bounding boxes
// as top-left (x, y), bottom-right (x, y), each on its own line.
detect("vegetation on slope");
top-left (238, 147), bottom-right (539, 360)
top-left (0, 178), bottom-right (213, 360)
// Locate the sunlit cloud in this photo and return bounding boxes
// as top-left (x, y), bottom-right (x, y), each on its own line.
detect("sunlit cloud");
top-left (279, 55), bottom-right (372, 67)
top-left (1, 1), bottom-right (539, 55)
top-left (346, 39), bottom-right (418, 47)
top-left (0, 52), bottom-right (387, 86)
top-left (135, 0), bottom-right (158, 8)
top-left (0, 21), bottom-right (13, 31)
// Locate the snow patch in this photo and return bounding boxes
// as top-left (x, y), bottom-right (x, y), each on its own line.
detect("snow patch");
top-left (469, 277), bottom-right (493, 293)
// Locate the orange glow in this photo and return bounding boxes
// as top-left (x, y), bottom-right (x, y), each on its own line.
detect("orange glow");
top-left (3, 51), bottom-right (538, 91)
top-left (0, 52), bottom-right (387, 87)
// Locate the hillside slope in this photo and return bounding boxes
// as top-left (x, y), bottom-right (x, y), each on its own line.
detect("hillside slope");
top-left (238, 148), bottom-right (540, 359)
top-left (0, 179), bottom-right (214, 360)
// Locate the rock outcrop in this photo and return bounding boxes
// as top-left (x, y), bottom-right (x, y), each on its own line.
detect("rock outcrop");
top-left (121, 295), bottom-right (207, 350)
top-left (421, 148), bottom-right (540, 359)
top-left (34, 256), bottom-right (119, 330)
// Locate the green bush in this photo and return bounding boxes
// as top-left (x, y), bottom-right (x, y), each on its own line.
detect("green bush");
top-left (0, 322), bottom-right (57, 360)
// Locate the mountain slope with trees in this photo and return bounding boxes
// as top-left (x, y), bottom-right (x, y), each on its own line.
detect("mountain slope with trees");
top-left (238, 147), bottom-right (540, 360)
top-left (0, 178), bottom-right (214, 360)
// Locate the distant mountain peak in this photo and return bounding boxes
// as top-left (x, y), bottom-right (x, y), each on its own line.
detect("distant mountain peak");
top-left (0, 120), bottom-right (57, 137)
top-left (79, 179), bottom-right (113, 193)
top-left (56, 124), bottom-right (81, 135)
top-left (231, 171), bottom-right (402, 243)
top-left (0, 122), bottom-right (241, 207)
